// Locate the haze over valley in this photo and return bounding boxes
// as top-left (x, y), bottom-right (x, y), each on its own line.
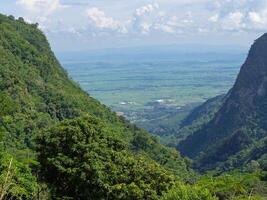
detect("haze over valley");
top-left (59, 47), bottom-right (245, 138)
top-left (2, 0), bottom-right (267, 199)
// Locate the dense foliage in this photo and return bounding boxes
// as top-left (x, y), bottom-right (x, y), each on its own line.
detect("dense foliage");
top-left (168, 95), bottom-right (225, 147)
top-left (162, 172), bottom-right (267, 200)
top-left (0, 153), bottom-right (37, 199)
top-left (1, 13), bottom-right (267, 200)
top-left (161, 183), bottom-right (217, 200)
top-left (0, 13), bottom-right (192, 199)
top-left (37, 116), bottom-right (176, 199)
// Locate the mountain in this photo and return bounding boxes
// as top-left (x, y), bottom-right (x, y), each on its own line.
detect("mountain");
top-left (178, 33), bottom-right (267, 172)
top-left (0, 14), bottom-right (193, 199)
top-left (2, 14), bottom-right (267, 200)
top-left (169, 95), bottom-right (226, 146)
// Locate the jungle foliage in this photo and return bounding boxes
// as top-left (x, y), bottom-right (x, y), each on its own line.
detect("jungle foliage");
top-left (0, 13), bottom-right (191, 199)
top-left (1, 13), bottom-right (267, 200)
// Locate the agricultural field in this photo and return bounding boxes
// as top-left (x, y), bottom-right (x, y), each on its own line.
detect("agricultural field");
top-left (61, 50), bottom-right (244, 137)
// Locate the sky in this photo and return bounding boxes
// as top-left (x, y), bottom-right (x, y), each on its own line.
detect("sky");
top-left (1, 0), bottom-right (267, 51)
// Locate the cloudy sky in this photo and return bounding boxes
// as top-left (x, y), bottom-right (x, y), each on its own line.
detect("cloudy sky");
top-left (1, 0), bottom-right (267, 51)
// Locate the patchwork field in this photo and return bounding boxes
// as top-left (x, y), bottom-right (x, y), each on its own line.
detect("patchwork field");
top-left (61, 51), bottom-right (245, 137)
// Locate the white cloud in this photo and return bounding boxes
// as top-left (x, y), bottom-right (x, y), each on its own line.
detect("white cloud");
top-left (206, 0), bottom-right (267, 31)
top-left (139, 22), bottom-right (151, 34)
top-left (9, 0), bottom-right (267, 49)
top-left (248, 12), bottom-right (263, 24)
top-left (135, 3), bottom-right (159, 17)
top-left (86, 7), bottom-right (118, 30)
top-left (209, 14), bottom-right (219, 22)
top-left (86, 7), bottom-right (127, 33)
top-left (16, 0), bottom-right (62, 15)
top-left (131, 3), bottom-right (191, 35)
top-left (222, 11), bottom-right (244, 31)
top-left (16, 0), bottom-right (67, 32)
top-left (154, 15), bottom-right (178, 34)
top-left (131, 3), bottom-right (160, 34)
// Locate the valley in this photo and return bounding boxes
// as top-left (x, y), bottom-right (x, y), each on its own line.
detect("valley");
top-left (61, 54), bottom-right (244, 138)
top-left (2, 12), bottom-right (267, 200)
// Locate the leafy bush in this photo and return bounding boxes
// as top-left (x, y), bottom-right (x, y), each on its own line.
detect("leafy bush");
top-left (161, 182), bottom-right (217, 200)
top-left (0, 153), bottom-right (37, 199)
top-left (197, 172), bottom-right (266, 200)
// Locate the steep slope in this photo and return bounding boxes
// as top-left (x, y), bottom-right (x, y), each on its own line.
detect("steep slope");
top-left (165, 95), bottom-right (226, 148)
top-left (180, 94), bottom-right (226, 128)
top-left (0, 14), bottom-right (192, 199)
top-left (179, 33), bottom-right (267, 172)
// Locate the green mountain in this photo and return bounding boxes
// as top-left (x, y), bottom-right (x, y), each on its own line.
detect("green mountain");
top-left (178, 33), bottom-right (267, 172)
top-left (0, 14), bottom-right (193, 199)
top-left (173, 94), bottom-right (226, 144)
top-left (2, 14), bottom-right (267, 200)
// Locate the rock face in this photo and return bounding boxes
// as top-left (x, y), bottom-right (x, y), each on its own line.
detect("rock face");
top-left (178, 33), bottom-right (267, 171)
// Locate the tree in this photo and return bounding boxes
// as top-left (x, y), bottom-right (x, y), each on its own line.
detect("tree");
top-left (36, 115), bottom-right (175, 199)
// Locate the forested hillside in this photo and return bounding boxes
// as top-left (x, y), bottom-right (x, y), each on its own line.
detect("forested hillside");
top-left (0, 14), bottom-right (193, 199)
top-left (1, 13), bottom-right (267, 200)
top-left (178, 33), bottom-right (267, 173)
top-left (170, 94), bottom-right (226, 146)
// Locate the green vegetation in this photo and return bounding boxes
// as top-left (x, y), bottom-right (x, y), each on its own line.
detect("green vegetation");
top-left (37, 116), bottom-right (176, 199)
top-left (63, 54), bottom-right (241, 140)
top-left (0, 153), bottom-right (37, 199)
top-left (1, 13), bottom-right (267, 200)
top-left (178, 33), bottom-right (267, 173)
top-left (162, 172), bottom-right (267, 200)
top-left (161, 183), bottom-right (217, 200)
top-left (0, 13), bottom-right (192, 199)
top-left (166, 94), bottom-right (225, 147)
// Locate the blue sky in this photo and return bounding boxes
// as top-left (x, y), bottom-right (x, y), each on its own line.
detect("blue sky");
top-left (1, 0), bottom-right (267, 51)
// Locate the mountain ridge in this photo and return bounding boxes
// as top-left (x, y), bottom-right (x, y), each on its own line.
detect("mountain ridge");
top-left (0, 14), bottom-right (192, 199)
top-left (178, 33), bottom-right (267, 172)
